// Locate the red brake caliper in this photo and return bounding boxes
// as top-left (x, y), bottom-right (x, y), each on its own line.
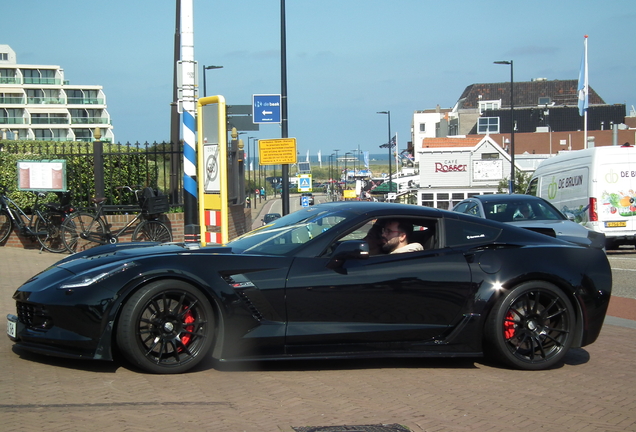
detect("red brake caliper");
top-left (180, 309), bottom-right (195, 349)
top-left (504, 311), bottom-right (516, 339)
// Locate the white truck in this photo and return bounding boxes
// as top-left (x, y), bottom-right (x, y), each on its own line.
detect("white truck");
top-left (526, 145), bottom-right (636, 249)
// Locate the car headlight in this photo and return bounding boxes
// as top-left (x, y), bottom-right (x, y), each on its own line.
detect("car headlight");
top-left (58, 262), bottom-right (138, 289)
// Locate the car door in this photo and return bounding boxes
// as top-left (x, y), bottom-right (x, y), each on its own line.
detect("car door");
top-left (283, 244), bottom-right (473, 353)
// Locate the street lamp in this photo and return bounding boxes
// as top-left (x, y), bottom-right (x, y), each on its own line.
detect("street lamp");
top-left (494, 60), bottom-right (514, 194)
top-left (329, 153), bottom-right (335, 200)
top-left (333, 149), bottom-right (340, 199)
top-left (377, 111), bottom-right (392, 193)
top-left (344, 152), bottom-right (352, 186)
top-left (202, 65), bottom-right (223, 97)
top-left (249, 136), bottom-right (259, 203)
top-left (350, 148), bottom-right (357, 181)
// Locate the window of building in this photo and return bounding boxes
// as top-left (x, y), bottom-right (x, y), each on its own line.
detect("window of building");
top-left (479, 100), bottom-right (501, 114)
top-left (481, 153), bottom-right (499, 159)
top-left (0, 53), bottom-right (8, 61)
top-left (419, 123), bottom-right (426, 132)
top-left (420, 193), bottom-right (434, 208)
top-left (477, 117), bottom-right (499, 134)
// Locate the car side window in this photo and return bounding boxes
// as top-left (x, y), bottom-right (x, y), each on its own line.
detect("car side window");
top-left (445, 218), bottom-right (502, 248)
top-left (329, 216), bottom-right (439, 257)
top-left (465, 202), bottom-right (480, 216)
top-left (454, 202), bottom-right (468, 213)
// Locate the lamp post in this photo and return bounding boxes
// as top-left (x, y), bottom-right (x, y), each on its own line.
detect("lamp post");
top-left (202, 65), bottom-right (223, 97)
top-left (494, 60), bottom-right (514, 194)
top-left (377, 111), bottom-right (392, 193)
top-left (333, 149), bottom-right (340, 199)
top-left (328, 154), bottom-right (334, 200)
top-left (351, 148), bottom-right (358, 180)
top-left (344, 152), bottom-right (352, 186)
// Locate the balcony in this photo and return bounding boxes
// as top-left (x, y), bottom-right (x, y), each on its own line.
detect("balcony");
top-left (0, 117), bottom-right (24, 124)
top-left (31, 117), bottom-right (69, 125)
top-left (0, 97), bottom-right (25, 104)
top-left (71, 117), bottom-right (110, 124)
top-left (27, 97), bottom-right (65, 104)
top-left (67, 97), bottom-right (105, 105)
top-left (0, 77), bottom-right (20, 84)
top-left (33, 136), bottom-right (70, 142)
top-left (23, 78), bottom-right (63, 85)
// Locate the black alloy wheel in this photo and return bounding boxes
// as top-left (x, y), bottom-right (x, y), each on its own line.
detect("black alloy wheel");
top-left (116, 280), bottom-right (215, 374)
top-left (485, 281), bottom-right (575, 370)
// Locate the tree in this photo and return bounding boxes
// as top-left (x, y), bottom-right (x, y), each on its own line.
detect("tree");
top-left (497, 170), bottom-right (531, 194)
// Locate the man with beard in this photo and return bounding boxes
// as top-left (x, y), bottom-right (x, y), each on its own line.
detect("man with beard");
top-left (380, 219), bottom-right (423, 254)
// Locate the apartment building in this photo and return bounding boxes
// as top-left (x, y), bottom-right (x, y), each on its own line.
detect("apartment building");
top-left (0, 44), bottom-right (114, 142)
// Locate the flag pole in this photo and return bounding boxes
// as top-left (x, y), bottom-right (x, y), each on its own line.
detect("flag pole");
top-left (578, 35), bottom-right (589, 149)
top-left (583, 36), bottom-right (588, 148)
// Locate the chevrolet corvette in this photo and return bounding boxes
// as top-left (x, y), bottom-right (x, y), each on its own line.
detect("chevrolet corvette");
top-left (7, 201), bottom-right (612, 373)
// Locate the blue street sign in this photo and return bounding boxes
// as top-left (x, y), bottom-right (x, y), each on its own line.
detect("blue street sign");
top-left (298, 177), bottom-right (311, 191)
top-left (301, 196), bottom-right (309, 207)
top-left (253, 94), bottom-right (281, 124)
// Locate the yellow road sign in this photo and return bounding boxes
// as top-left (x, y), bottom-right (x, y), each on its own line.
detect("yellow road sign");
top-left (259, 138), bottom-right (297, 165)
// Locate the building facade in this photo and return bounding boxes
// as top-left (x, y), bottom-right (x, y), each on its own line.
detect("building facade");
top-left (0, 45), bottom-right (114, 142)
top-left (416, 136), bottom-right (513, 209)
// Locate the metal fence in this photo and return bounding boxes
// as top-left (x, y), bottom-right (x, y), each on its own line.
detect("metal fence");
top-left (1, 140), bottom-right (184, 209)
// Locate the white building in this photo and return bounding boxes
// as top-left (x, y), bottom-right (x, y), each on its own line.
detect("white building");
top-left (416, 135), bottom-right (518, 209)
top-left (411, 106), bottom-right (453, 144)
top-left (0, 45), bottom-right (114, 142)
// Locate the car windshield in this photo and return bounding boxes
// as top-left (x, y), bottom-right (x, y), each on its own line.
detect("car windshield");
top-left (263, 214), bottom-right (280, 223)
top-left (229, 207), bottom-right (352, 255)
top-left (484, 200), bottom-right (565, 222)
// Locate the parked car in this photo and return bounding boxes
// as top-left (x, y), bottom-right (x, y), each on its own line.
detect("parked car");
top-left (7, 201), bottom-right (611, 374)
top-left (300, 192), bottom-right (314, 206)
top-left (452, 194), bottom-right (606, 249)
top-left (262, 213), bottom-right (281, 226)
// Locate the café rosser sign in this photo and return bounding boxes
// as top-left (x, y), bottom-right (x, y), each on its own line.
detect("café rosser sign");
top-left (435, 160), bottom-right (467, 173)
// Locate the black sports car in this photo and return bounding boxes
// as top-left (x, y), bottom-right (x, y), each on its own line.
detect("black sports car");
top-left (7, 202), bottom-right (612, 374)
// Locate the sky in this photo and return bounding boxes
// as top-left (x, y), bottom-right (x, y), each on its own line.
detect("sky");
top-left (4, 1), bottom-right (636, 158)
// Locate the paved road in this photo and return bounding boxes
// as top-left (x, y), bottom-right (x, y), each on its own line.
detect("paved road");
top-left (1, 235), bottom-right (636, 431)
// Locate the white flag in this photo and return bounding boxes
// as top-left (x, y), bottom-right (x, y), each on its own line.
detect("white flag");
top-left (577, 35), bottom-right (589, 117)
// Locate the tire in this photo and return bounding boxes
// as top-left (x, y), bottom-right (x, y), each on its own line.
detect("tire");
top-left (61, 211), bottom-right (107, 253)
top-left (35, 213), bottom-right (67, 253)
top-left (485, 281), bottom-right (575, 370)
top-left (116, 280), bottom-right (215, 374)
top-left (132, 220), bottom-right (173, 243)
top-left (0, 209), bottom-right (12, 244)
top-left (605, 239), bottom-right (619, 250)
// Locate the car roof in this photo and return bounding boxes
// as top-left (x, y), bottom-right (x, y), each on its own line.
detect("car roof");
top-left (297, 201), bottom-right (447, 218)
top-left (467, 194), bottom-right (545, 204)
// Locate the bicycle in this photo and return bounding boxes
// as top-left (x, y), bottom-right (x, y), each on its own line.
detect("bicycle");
top-left (61, 186), bottom-right (173, 253)
top-left (0, 186), bottom-right (74, 253)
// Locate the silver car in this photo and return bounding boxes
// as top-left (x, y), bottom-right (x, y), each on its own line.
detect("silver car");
top-left (452, 194), bottom-right (606, 249)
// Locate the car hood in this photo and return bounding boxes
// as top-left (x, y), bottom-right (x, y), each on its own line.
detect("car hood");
top-left (55, 242), bottom-right (232, 275)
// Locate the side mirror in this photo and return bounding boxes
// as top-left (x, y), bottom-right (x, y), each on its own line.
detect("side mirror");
top-left (563, 211), bottom-right (576, 221)
top-left (327, 240), bottom-right (370, 269)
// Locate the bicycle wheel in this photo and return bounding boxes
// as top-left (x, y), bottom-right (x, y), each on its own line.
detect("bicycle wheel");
top-left (61, 211), bottom-right (107, 253)
top-left (34, 213), bottom-right (67, 253)
top-left (132, 220), bottom-right (173, 243)
top-left (0, 209), bottom-right (13, 244)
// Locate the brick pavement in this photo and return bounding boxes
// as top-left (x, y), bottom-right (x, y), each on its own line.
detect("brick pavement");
top-left (1, 247), bottom-right (636, 432)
